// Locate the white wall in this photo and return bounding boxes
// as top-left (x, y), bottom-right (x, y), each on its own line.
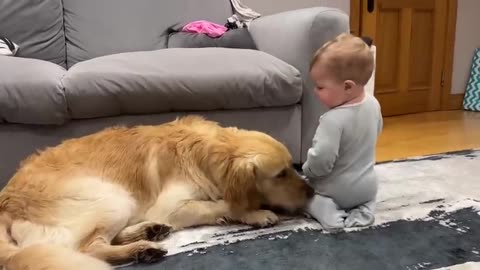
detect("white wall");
top-left (451, 0), bottom-right (480, 94)
top-left (241, 0), bottom-right (349, 15)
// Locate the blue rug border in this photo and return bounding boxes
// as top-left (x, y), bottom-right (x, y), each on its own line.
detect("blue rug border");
top-left (132, 207), bottom-right (480, 270)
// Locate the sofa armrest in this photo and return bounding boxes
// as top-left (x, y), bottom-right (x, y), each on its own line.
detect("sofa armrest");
top-left (249, 7), bottom-right (349, 163)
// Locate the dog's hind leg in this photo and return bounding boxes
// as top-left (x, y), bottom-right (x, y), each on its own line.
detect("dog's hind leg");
top-left (112, 221), bottom-right (172, 245)
top-left (81, 232), bottom-right (167, 266)
top-left (57, 178), bottom-right (167, 266)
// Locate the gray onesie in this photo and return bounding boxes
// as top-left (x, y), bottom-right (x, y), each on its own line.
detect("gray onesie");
top-left (302, 94), bottom-right (383, 230)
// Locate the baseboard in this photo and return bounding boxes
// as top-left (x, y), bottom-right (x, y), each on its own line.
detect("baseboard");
top-left (442, 93), bottom-right (465, 111)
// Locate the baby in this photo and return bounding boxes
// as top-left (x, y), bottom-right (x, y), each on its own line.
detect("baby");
top-left (302, 33), bottom-right (383, 231)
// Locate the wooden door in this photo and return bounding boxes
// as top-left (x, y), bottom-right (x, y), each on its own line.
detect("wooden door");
top-left (360, 0), bottom-right (449, 116)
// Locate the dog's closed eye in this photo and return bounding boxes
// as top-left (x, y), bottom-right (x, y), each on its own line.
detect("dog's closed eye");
top-left (276, 169), bottom-right (288, 178)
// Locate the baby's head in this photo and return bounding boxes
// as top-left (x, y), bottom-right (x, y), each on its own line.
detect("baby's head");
top-left (309, 33), bottom-right (374, 109)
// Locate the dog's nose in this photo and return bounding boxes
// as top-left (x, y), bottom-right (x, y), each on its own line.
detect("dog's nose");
top-left (305, 184), bottom-right (315, 198)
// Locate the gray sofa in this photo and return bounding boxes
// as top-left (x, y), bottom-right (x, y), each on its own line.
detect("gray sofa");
top-left (0, 0), bottom-right (349, 186)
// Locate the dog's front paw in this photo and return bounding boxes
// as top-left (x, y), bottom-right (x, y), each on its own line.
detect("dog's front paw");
top-left (146, 224), bottom-right (172, 242)
top-left (134, 242), bottom-right (168, 264)
top-left (136, 247), bottom-right (168, 263)
top-left (240, 210), bottom-right (279, 228)
top-left (216, 216), bottom-right (232, 225)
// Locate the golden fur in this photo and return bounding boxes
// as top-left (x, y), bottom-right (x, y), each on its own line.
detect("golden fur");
top-left (0, 116), bottom-right (313, 269)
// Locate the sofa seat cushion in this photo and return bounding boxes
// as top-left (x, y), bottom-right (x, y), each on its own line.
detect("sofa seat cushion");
top-left (0, 57), bottom-right (68, 125)
top-left (62, 48), bottom-right (302, 119)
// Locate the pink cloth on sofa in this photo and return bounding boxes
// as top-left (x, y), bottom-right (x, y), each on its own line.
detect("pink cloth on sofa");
top-left (182, 20), bottom-right (228, 38)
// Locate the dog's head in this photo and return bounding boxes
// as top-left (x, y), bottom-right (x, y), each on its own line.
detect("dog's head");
top-left (224, 131), bottom-right (314, 214)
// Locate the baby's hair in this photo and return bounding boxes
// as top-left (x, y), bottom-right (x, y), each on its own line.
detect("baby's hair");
top-left (310, 33), bottom-right (374, 86)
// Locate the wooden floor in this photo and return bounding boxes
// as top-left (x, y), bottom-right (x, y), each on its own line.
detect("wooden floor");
top-left (376, 110), bottom-right (480, 162)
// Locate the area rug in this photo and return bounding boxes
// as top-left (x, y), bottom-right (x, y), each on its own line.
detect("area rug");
top-left (124, 149), bottom-right (480, 270)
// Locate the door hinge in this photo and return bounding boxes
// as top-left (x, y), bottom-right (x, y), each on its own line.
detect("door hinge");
top-left (441, 70), bottom-right (445, 87)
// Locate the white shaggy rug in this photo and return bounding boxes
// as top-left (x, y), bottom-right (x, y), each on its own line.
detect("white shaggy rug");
top-left (161, 149), bottom-right (480, 256)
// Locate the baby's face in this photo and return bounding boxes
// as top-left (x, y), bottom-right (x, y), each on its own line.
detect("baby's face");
top-left (310, 62), bottom-right (348, 109)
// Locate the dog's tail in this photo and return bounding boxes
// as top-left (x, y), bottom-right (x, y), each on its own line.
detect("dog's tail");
top-left (0, 214), bottom-right (112, 270)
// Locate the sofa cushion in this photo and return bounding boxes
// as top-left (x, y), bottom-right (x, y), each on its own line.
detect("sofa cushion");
top-left (63, 0), bottom-right (233, 68)
top-left (0, 0), bottom-right (66, 67)
top-left (62, 48), bottom-right (302, 119)
top-left (0, 57), bottom-right (68, 125)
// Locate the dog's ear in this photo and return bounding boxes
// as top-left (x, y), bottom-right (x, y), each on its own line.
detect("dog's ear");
top-left (224, 159), bottom-right (261, 214)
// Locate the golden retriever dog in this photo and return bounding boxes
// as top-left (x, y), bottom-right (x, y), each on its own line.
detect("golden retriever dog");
top-left (0, 116), bottom-right (313, 270)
